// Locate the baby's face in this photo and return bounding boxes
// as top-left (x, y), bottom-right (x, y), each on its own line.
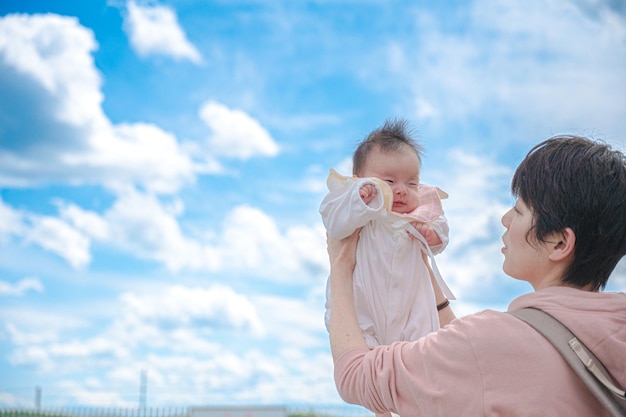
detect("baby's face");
top-left (359, 145), bottom-right (421, 214)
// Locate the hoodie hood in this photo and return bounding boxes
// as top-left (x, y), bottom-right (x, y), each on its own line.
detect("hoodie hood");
top-left (508, 286), bottom-right (626, 389)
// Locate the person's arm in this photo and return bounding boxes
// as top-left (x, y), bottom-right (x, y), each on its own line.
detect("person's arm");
top-left (327, 231), bottom-right (368, 360)
top-left (422, 251), bottom-right (456, 326)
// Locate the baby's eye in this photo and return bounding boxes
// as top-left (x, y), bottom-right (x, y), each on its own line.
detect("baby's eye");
top-left (384, 179), bottom-right (394, 184)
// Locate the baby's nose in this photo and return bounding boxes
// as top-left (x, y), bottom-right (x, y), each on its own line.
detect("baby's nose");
top-left (393, 184), bottom-right (407, 195)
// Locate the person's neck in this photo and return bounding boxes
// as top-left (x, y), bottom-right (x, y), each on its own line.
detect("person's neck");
top-left (533, 279), bottom-right (595, 292)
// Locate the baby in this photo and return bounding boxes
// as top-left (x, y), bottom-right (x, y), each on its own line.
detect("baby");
top-left (320, 118), bottom-right (454, 348)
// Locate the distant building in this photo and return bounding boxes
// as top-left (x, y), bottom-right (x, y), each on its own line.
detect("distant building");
top-left (188, 406), bottom-right (288, 417)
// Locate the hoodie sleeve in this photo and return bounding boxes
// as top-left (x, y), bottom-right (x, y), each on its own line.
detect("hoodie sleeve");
top-left (334, 318), bottom-right (484, 416)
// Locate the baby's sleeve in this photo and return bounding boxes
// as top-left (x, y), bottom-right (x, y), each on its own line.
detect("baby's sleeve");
top-left (412, 185), bottom-right (449, 254)
top-left (429, 214), bottom-right (449, 255)
top-left (320, 176), bottom-right (387, 240)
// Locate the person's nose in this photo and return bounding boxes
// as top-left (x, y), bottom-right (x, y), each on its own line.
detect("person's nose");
top-left (393, 183), bottom-right (407, 196)
top-left (501, 208), bottom-right (513, 228)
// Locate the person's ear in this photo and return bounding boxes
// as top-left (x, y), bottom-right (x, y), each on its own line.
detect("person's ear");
top-left (548, 227), bottom-right (576, 262)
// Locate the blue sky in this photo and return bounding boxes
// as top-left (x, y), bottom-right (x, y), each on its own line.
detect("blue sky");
top-left (0, 0), bottom-right (625, 409)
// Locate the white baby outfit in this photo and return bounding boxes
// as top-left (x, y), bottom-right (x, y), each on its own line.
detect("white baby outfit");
top-left (320, 169), bottom-right (455, 348)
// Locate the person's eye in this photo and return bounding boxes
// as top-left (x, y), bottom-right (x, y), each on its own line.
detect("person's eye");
top-left (384, 179), bottom-right (394, 184)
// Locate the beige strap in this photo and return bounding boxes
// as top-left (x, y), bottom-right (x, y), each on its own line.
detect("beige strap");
top-left (568, 338), bottom-right (625, 398)
top-left (509, 308), bottom-right (626, 417)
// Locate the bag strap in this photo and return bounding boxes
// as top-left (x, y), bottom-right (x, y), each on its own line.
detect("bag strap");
top-left (509, 308), bottom-right (626, 417)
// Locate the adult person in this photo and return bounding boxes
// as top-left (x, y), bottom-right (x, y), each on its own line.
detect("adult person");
top-left (327, 135), bottom-right (626, 416)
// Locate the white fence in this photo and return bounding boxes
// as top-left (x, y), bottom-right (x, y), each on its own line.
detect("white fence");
top-left (0, 404), bottom-right (374, 417)
top-left (188, 406), bottom-right (286, 417)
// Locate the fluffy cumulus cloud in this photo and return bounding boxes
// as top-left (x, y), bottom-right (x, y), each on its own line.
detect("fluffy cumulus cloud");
top-left (2, 283), bottom-right (335, 406)
top-left (199, 100), bottom-right (280, 160)
top-left (1, 197), bottom-right (95, 268)
top-left (24, 214), bottom-right (93, 269)
top-left (0, 12), bottom-right (280, 191)
top-left (0, 12), bottom-right (291, 271)
top-left (124, 0), bottom-right (201, 63)
top-left (0, 13), bottom-right (197, 193)
top-left (119, 285), bottom-right (265, 336)
top-left (4, 285), bottom-right (254, 367)
top-left (2, 185), bottom-right (326, 277)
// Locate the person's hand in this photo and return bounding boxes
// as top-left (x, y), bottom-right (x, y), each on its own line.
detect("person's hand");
top-left (359, 183), bottom-right (377, 204)
top-left (327, 229), bottom-right (360, 275)
top-left (411, 222), bottom-right (442, 247)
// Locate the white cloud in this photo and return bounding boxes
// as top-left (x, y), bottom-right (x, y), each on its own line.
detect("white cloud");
top-left (103, 187), bottom-right (222, 271)
top-left (5, 322), bottom-right (57, 345)
top-left (89, 123), bottom-right (197, 194)
top-left (199, 100), bottom-right (280, 160)
top-left (124, 0), bottom-right (202, 63)
top-left (0, 198), bottom-right (24, 240)
top-left (1, 184), bottom-right (327, 275)
top-left (0, 13), bottom-right (197, 193)
top-left (0, 392), bottom-right (22, 407)
top-left (119, 285), bottom-right (265, 336)
top-left (56, 200), bottom-right (110, 241)
top-left (24, 214), bottom-right (92, 269)
top-left (364, 0), bottom-right (626, 144)
top-left (2, 280), bottom-right (339, 405)
top-left (0, 13), bottom-right (104, 126)
top-left (0, 278), bottom-right (43, 296)
top-left (8, 345), bottom-right (53, 370)
top-left (49, 337), bottom-right (129, 359)
top-left (4, 286), bottom-right (261, 371)
top-left (428, 149), bottom-right (515, 302)
top-left (215, 205), bottom-right (326, 281)
top-left (95, 195), bottom-right (325, 278)
top-left (56, 380), bottom-right (130, 407)
top-left (252, 294), bottom-right (327, 349)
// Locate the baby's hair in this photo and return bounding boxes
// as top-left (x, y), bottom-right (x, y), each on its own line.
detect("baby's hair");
top-left (353, 118), bottom-right (424, 176)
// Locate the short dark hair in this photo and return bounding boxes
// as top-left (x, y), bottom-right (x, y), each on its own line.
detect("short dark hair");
top-left (352, 118), bottom-right (424, 176)
top-left (511, 135), bottom-right (626, 290)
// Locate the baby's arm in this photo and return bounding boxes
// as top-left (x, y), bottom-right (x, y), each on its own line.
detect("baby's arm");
top-left (320, 179), bottom-right (385, 239)
top-left (359, 183), bottom-right (377, 205)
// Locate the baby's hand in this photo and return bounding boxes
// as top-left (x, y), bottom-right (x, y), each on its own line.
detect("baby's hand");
top-left (359, 183), bottom-right (377, 204)
top-left (410, 222), bottom-right (442, 247)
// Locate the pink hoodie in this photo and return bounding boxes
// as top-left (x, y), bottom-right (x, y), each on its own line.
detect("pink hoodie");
top-left (334, 286), bottom-right (626, 416)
